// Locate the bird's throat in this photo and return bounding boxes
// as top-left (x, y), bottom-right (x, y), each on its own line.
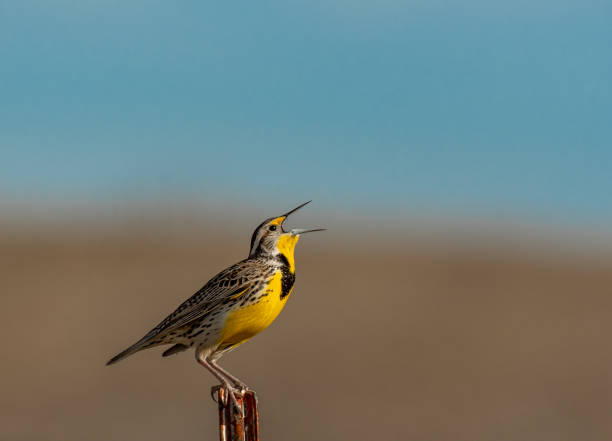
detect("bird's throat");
top-left (276, 235), bottom-right (299, 273)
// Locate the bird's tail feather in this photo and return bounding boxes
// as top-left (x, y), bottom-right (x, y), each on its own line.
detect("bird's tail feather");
top-left (106, 347), bottom-right (137, 365)
top-left (106, 331), bottom-right (159, 366)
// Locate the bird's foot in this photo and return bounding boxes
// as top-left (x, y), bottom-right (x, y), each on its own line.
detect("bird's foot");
top-left (210, 385), bottom-right (222, 403)
top-left (211, 385), bottom-right (244, 416)
top-left (233, 381), bottom-right (250, 395)
top-left (225, 386), bottom-right (244, 416)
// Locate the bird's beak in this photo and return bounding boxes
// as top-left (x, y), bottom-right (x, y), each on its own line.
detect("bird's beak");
top-left (288, 228), bottom-right (326, 236)
top-left (281, 200), bottom-right (312, 218)
top-left (279, 201), bottom-right (326, 235)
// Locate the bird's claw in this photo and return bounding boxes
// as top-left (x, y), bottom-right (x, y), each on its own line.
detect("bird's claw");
top-left (211, 385), bottom-right (244, 417)
top-left (210, 385), bottom-right (222, 403)
top-left (235, 383), bottom-right (249, 395)
top-left (226, 387), bottom-right (244, 416)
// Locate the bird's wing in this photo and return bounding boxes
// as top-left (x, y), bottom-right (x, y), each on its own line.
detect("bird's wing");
top-left (147, 259), bottom-right (270, 336)
top-left (106, 259), bottom-right (274, 365)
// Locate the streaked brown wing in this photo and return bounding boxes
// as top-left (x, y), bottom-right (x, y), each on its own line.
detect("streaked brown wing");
top-left (147, 259), bottom-right (267, 337)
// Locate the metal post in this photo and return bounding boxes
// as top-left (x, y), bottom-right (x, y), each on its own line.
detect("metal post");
top-left (216, 387), bottom-right (260, 441)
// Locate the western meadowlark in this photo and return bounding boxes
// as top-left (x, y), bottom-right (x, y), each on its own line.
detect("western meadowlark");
top-left (106, 201), bottom-right (324, 412)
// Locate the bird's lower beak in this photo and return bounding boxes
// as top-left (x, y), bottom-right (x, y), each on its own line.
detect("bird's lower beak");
top-left (289, 228), bottom-right (326, 236)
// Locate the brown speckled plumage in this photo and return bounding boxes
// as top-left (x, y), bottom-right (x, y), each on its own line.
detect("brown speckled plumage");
top-left (106, 258), bottom-right (279, 365)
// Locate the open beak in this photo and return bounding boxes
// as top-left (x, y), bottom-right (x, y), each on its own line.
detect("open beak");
top-left (279, 201), bottom-right (326, 236)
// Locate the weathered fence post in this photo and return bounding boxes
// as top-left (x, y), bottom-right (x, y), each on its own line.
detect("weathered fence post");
top-left (215, 387), bottom-right (260, 441)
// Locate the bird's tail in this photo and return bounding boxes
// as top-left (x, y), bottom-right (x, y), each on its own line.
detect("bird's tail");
top-left (106, 331), bottom-right (158, 366)
top-left (106, 342), bottom-right (145, 366)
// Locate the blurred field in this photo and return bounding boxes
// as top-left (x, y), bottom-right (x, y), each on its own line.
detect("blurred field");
top-left (1, 216), bottom-right (612, 441)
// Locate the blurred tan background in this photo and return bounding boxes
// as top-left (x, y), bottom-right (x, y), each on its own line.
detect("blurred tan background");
top-left (2, 209), bottom-right (611, 441)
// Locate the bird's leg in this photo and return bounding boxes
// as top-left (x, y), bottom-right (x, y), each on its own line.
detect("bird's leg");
top-left (210, 360), bottom-right (249, 393)
top-left (197, 354), bottom-right (243, 416)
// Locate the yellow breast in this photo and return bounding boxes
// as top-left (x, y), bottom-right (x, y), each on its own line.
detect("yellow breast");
top-left (218, 270), bottom-right (292, 349)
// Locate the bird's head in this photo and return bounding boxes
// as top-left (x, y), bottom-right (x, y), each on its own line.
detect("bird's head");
top-left (248, 201), bottom-right (325, 268)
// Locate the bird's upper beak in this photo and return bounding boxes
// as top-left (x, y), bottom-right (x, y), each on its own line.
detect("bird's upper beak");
top-left (278, 201), bottom-right (326, 236)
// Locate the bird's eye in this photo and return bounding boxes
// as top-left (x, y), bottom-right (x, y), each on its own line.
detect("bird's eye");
top-left (269, 225), bottom-right (277, 231)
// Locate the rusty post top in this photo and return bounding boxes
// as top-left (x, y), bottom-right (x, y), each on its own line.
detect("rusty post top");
top-left (216, 387), bottom-right (260, 441)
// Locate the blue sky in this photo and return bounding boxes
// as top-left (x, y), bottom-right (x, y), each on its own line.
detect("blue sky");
top-left (1, 1), bottom-right (611, 228)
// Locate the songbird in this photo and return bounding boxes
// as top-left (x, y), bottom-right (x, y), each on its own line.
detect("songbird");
top-left (106, 201), bottom-right (324, 412)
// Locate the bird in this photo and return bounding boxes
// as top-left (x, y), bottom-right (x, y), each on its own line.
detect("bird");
top-left (106, 201), bottom-right (324, 413)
